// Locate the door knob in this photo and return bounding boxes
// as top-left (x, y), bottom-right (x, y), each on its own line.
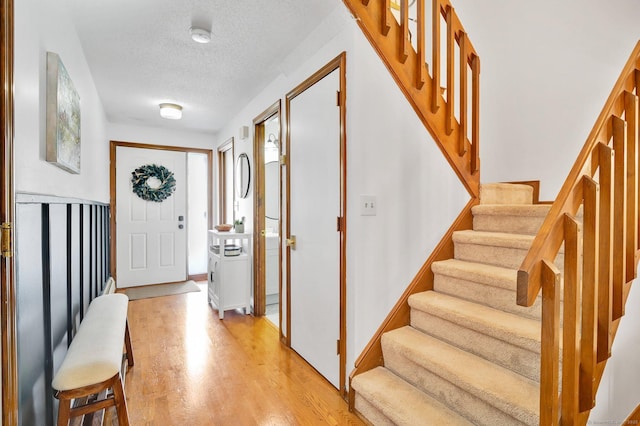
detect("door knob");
top-left (286, 235), bottom-right (296, 250)
top-left (261, 230), bottom-right (266, 237)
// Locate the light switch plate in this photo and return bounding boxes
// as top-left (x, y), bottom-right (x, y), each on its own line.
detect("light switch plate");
top-left (360, 195), bottom-right (377, 216)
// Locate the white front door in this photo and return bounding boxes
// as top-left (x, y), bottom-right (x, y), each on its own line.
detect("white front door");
top-left (116, 146), bottom-right (187, 287)
top-left (289, 69), bottom-right (341, 389)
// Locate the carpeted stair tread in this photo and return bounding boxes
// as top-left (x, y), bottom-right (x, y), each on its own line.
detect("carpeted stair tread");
top-left (432, 259), bottom-right (518, 291)
top-left (408, 291), bottom-right (540, 353)
top-left (472, 204), bottom-right (551, 217)
top-left (432, 259), bottom-right (543, 320)
top-left (384, 326), bottom-right (540, 425)
top-left (453, 230), bottom-right (535, 249)
top-left (453, 230), bottom-right (565, 270)
top-left (472, 204), bottom-right (551, 235)
top-left (352, 367), bottom-right (473, 425)
top-left (479, 183), bottom-right (533, 205)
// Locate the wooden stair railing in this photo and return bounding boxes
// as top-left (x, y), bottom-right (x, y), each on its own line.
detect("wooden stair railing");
top-left (343, 0), bottom-right (482, 408)
top-left (517, 40), bottom-right (640, 425)
top-left (342, 0), bottom-right (481, 197)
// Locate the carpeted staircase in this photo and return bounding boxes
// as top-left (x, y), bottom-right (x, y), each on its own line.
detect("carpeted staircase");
top-left (351, 183), bottom-right (560, 425)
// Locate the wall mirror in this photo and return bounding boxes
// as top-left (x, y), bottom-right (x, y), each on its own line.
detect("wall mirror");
top-left (235, 153), bottom-right (251, 199)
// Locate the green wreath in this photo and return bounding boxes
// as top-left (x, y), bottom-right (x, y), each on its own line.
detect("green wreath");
top-left (131, 164), bottom-right (176, 202)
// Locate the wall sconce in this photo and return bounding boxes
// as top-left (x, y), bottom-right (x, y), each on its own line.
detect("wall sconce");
top-left (159, 103), bottom-right (183, 120)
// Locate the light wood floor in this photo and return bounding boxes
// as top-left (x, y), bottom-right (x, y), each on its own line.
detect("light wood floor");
top-left (105, 283), bottom-right (364, 425)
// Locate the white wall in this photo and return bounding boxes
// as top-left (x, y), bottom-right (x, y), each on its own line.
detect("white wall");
top-left (454, 0), bottom-right (640, 200)
top-left (347, 29), bottom-right (469, 371)
top-left (215, 6), bottom-right (469, 379)
top-left (108, 123), bottom-right (214, 150)
top-left (14, 0), bottom-right (110, 202)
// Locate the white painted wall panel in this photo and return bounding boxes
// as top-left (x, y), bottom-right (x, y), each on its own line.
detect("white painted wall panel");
top-left (15, 0), bottom-right (110, 202)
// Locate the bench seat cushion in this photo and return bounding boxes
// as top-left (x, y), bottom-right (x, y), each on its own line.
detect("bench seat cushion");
top-left (52, 293), bottom-right (129, 391)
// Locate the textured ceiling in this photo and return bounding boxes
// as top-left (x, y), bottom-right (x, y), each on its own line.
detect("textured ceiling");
top-left (68, 0), bottom-right (341, 135)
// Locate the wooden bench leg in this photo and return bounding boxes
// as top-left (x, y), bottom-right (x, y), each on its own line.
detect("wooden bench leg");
top-left (124, 320), bottom-right (134, 367)
top-left (56, 397), bottom-right (71, 426)
top-left (112, 374), bottom-right (130, 426)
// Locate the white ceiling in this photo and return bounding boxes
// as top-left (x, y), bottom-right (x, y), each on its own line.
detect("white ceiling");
top-left (68, 0), bottom-right (341, 135)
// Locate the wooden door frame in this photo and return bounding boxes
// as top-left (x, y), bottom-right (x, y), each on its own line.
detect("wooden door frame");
top-left (285, 52), bottom-right (348, 395)
top-left (109, 141), bottom-right (214, 282)
top-left (252, 100), bottom-right (281, 323)
top-left (1, 0), bottom-right (17, 421)
top-left (216, 137), bottom-right (235, 225)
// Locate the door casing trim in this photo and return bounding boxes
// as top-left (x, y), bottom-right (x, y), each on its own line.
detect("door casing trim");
top-left (252, 101), bottom-right (281, 324)
top-left (284, 52), bottom-right (348, 396)
top-left (1, 0), bottom-right (17, 421)
top-left (109, 140), bottom-right (213, 282)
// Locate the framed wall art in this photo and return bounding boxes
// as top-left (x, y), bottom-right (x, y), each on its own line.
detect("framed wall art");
top-left (46, 51), bottom-right (81, 174)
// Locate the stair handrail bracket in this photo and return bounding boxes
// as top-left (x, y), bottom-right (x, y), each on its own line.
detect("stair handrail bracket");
top-left (517, 40), bottom-right (640, 424)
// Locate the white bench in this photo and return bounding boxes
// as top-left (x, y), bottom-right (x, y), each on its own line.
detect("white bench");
top-left (52, 292), bottom-right (134, 426)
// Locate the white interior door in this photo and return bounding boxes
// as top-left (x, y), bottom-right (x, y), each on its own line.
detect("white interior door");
top-left (289, 69), bottom-right (341, 388)
top-left (116, 146), bottom-right (187, 288)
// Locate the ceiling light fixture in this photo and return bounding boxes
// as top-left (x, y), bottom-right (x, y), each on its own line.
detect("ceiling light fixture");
top-left (159, 103), bottom-right (183, 120)
top-left (190, 27), bottom-right (211, 44)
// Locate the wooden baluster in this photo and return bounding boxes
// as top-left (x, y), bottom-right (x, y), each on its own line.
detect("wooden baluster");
top-left (540, 259), bottom-right (561, 425)
top-left (625, 91), bottom-right (638, 281)
top-left (612, 115), bottom-right (628, 320)
top-left (431, 0), bottom-right (441, 113)
top-left (399, 0), bottom-right (409, 63)
top-left (445, 5), bottom-right (454, 135)
top-left (471, 55), bottom-right (480, 174)
top-left (458, 32), bottom-right (468, 156)
top-left (561, 213), bottom-right (582, 424)
top-left (416, 0), bottom-right (426, 89)
top-left (597, 143), bottom-right (614, 362)
top-left (580, 176), bottom-right (599, 412)
top-left (382, 0), bottom-right (392, 35)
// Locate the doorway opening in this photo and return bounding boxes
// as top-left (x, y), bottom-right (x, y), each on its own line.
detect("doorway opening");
top-left (109, 141), bottom-right (213, 286)
top-left (263, 115), bottom-right (281, 327)
top-left (252, 101), bottom-right (282, 336)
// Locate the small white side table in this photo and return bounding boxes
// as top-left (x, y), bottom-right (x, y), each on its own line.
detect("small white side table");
top-left (207, 230), bottom-right (252, 319)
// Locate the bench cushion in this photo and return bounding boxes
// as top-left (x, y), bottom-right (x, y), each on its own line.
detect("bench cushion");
top-left (52, 293), bottom-right (129, 391)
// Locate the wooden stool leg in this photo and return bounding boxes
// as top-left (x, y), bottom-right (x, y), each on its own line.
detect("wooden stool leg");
top-left (124, 320), bottom-right (134, 367)
top-left (56, 397), bottom-right (71, 426)
top-left (112, 374), bottom-right (130, 426)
